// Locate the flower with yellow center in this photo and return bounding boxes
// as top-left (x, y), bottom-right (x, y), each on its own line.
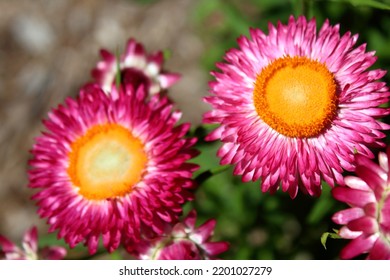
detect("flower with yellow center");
top-left (203, 16), bottom-right (390, 198)
top-left (29, 84), bottom-right (199, 254)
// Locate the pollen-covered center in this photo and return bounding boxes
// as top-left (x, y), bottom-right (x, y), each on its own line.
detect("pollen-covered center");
top-left (67, 124), bottom-right (147, 200)
top-left (253, 56), bottom-right (338, 138)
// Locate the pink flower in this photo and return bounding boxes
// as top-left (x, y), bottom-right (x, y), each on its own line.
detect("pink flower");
top-left (203, 15), bottom-right (390, 198)
top-left (332, 148), bottom-right (390, 259)
top-left (0, 227), bottom-right (66, 260)
top-left (130, 210), bottom-right (229, 260)
top-left (92, 38), bottom-right (180, 95)
top-left (28, 84), bottom-right (198, 254)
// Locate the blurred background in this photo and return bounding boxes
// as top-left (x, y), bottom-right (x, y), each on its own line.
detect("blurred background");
top-left (1, 0), bottom-right (390, 259)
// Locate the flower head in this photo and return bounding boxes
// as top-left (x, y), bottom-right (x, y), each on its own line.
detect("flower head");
top-left (28, 84), bottom-right (198, 254)
top-left (130, 210), bottom-right (229, 260)
top-left (203, 15), bottom-right (390, 198)
top-left (92, 38), bottom-right (180, 95)
top-left (332, 148), bottom-right (390, 259)
top-left (0, 226), bottom-right (66, 260)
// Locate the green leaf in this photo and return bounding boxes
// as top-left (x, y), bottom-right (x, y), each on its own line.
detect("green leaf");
top-left (321, 230), bottom-right (341, 250)
top-left (307, 185), bottom-right (335, 225)
top-left (115, 48), bottom-right (121, 89)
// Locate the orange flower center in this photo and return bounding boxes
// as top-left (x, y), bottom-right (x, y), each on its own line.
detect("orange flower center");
top-left (253, 56), bottom-right (338, 138)
top-left (67, 124), bottom-right (147, 200)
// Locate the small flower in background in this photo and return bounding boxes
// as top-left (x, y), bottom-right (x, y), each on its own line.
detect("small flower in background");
top-left (332, 148), bottom-right (390, 259)
top-left (130, 210), bottom-right (229, 260)
top-left (92, 38), bottom-right (180, 95)
top-left (203, 15), bottom-right (390, 198)
top-left (0, 226), bottom-right (66, 260)
top-left (28, 84), bottom-right (198, 254)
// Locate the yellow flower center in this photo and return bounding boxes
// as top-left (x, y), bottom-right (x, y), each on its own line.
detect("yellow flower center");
top-left (253, 56), bottom-right (338, 138)
top-left (67, 124), bottom-right (147, 200)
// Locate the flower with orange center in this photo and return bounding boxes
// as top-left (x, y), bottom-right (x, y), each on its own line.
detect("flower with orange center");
top-left (28, 84), bottom-right (198, 254)
top-left (203, 15), bottom-right (390, 198)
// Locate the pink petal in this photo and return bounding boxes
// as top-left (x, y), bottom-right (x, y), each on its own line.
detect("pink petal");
top-left (332, 207), bottom-right (365, 225)
top-left (347, 216), bottom-right (378, 234)
top-left (367, 237), bottom-right (390, 260)
top-left (190, 219), bottom-right (216, 244)
top-left (344, 176), bottom-right (371, 191)
top-left (332, 187), bottom-right (375, 207)
top-left (23, 227), bottom-right (38, 253)
top-left (203, 241), bottom-right (230, 256)
top-left (159, 73), bottom-right (181, 88)
top-left (339, 226), bottom-right (363, 239)
top-left (340, 234), bottom-right (377, 259)
top-left (183, 210), bottom-right (197, 230)
top-left (40, 246), bottom-right (67, 260)
top-left (0, 235), bottom-right (18, 253)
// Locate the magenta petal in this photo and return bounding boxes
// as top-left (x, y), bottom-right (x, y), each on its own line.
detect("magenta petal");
top-left (159, 73), bottom-right (181, 88)
top-left (0, 235), bottom-right (18, 253)
top-left (340, 234), bottom-right (377, 259)
top-left (332, 207), bottom-right (364, 225)
top-left (367, 237), bottom-right (390, 260)
top-left (158, 241), bottom-right (201, 260)
top-left (347, 216), bottom-right (378, 234)
top-left (344, 176), bottom-right (371, 191)
top-left (339, 226), bottom-right (362, 239)
top-left (183, 210), bottom-right (197, 230)
top-left (355, 154), bottom-right (386, 180)
top-left (355, 164), bottom-right (386, 196)
top-left (203, 241), bottom-right (230, 256)
top-left (23, 227), bottom-right (38, 253)
top-left (378, 151), bottom-right (389, 172)
top-left (379, 194), bottom-right (390, 231)
top-left (332, 187), bottom-right (375, 207)
top-left (40, 246), bottom-right (67, 260)
top-left (191, 219), bottom-right (216, 243)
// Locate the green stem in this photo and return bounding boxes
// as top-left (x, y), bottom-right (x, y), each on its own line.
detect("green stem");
top-left (115, 48), bottom-right (121, 89)
top-left (195, 165), bottom-right (231, 186)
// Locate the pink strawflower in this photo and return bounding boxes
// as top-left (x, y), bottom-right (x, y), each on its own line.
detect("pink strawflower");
top-left (92, 38), bottom-right (180, 95)
top-left (28, 84), bottom-right (198, 254)
top-left (332, 148), bottom-right (390, 259)
top-left (203, 15), bottom-right (390, 198)
top-left (0, 226), bottom-right (66, 260)
top-left (130, 210), bottom-right (229, 260)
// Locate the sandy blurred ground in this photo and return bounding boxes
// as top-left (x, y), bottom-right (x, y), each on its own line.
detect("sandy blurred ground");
top-left (0, 0), bottom-right (210, 241)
